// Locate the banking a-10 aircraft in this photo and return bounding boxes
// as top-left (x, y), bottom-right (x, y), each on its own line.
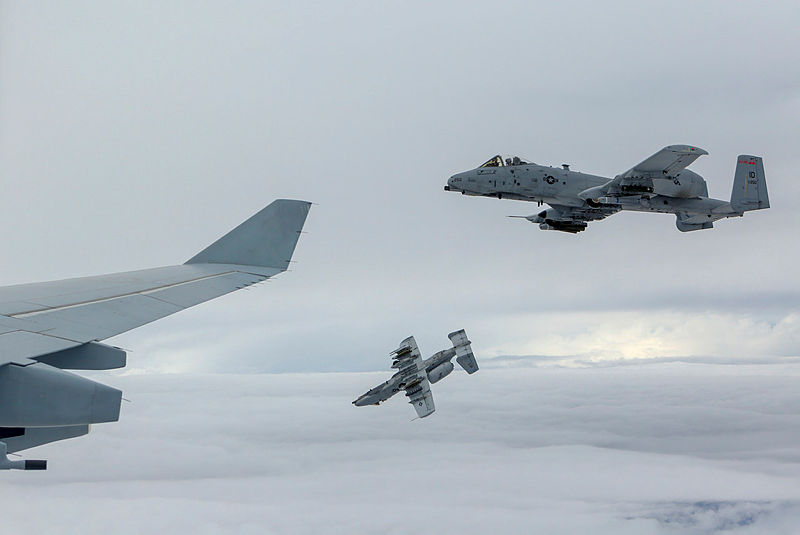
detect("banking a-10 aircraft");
top-left (0, 199), bottom-right (311, 470)
top-left (353, 330), bottom-right (479, 418)
top-left (445, 145), bottom-right (769, 233)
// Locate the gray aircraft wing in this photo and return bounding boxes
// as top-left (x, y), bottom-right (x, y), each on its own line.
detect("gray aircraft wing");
top-left (0, 200), bottom-right (310, 352)
top-left (391, 337), bottom-right (435, 418)
top-left (0, 199), bottom-right (311, 463)
top-left (623, 144), bottom-right (708, 178)
top-left (406, 377), bottom-right (435, 419)
top-left (579, 145), bottom-right (709, 200)
top-left (353, 375), bottom-right (403, 406)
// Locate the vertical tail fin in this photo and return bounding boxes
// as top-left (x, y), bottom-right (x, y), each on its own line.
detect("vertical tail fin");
top-left (448, 329), bottom-right (479, 374)
top-left (731, 156), bottom-right (769, 212)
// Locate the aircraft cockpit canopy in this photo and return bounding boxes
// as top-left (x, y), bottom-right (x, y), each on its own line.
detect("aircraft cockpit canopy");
top-left (478, 155), bottom-right (531, 168)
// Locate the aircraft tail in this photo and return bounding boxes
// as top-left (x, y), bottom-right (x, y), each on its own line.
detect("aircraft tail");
top-left (730, 156), bottom-right (769, 213)
top-left (186, 199), bottom-right (312, 271)
top-left (448, 329), bottom-right (479, 374)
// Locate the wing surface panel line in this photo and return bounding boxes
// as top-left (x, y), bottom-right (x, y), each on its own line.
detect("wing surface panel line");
top-left (10, 270), bottom-right (240, 318)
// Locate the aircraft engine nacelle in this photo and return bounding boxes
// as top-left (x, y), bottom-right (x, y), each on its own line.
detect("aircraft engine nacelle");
top-left (653, 169), bottom-right (708, 198)
top-left (0, 362), bottom-right (122, 427)
top-left (427, 362), bottom-right (454, 384)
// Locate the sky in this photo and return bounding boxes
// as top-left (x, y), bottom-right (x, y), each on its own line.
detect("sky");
top-left (0, 0), bottom-right (799, 373)
top-left (1, 1), bottom-right (800, 532)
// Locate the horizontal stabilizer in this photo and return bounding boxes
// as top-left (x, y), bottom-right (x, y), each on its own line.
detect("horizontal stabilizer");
top-left (186, 199), bottom-right (311, 271)
top-left (676, 216), bottom-right (714, 232)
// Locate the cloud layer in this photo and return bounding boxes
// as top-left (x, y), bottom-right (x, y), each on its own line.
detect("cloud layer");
top-left (3, 362), bottom-right (800, 533)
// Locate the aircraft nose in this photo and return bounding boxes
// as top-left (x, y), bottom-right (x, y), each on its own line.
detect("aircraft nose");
top-left (445, 173), bottom-right (463, 192)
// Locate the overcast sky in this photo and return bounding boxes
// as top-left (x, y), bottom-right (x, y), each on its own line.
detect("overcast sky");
top-left (1, 1), bottom-right (799, 372)
top-left (2, 2), bottom-right (800, 532)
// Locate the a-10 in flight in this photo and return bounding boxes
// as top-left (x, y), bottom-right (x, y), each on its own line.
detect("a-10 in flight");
top-left (445, 145), bottom-right (769, 233)
top-left (353, 330), bottom-right (478, 418)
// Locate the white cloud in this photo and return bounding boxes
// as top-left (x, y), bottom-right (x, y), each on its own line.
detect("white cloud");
top-left (109, 308), bottom-right (800, 374)
top-left (4, 362), bottom-right (800, 533)
top-left (478, 311), bottom-right (800, 363)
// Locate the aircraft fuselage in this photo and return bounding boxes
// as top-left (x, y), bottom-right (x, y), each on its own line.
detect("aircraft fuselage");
top-left (353, 348), bottom-right (456, 406)
top-left (445, 162), bottom-right (730, 218)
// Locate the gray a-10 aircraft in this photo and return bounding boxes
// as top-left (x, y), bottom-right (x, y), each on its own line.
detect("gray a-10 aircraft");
top-left (0, 199), bottom-right (311, 470)
top-left (353, 330), bottom-right (478, 418)
top-left (445, 145), bottom-right (769, 233)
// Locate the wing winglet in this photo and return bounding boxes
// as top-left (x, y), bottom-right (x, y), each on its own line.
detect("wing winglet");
top-left (186, 199), bottom-right (312, 271)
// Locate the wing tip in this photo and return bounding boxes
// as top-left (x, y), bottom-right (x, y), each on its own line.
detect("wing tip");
top-left (186, 198), bottom-right (312, 270)
top-left (664, 144), bottom-right (709, 156)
